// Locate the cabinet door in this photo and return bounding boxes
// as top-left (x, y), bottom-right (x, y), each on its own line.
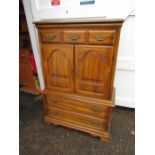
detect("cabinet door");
top-left (42, 44), bottom-right (74, 92)
top-left (75, 45), bottom-right (113, 99)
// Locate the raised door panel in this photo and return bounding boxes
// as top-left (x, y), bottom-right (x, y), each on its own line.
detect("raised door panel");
top-left (42, 44), bottom-right (74, 92)
top-left (75, 45), bottom-right (113, 99)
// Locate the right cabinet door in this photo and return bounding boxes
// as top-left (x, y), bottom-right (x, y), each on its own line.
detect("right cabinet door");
top-left (75, 45), bottom-right (114, 99)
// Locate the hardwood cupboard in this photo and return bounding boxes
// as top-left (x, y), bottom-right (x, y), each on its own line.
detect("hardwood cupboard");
top-left (35, 20), bottom-right (123, 141)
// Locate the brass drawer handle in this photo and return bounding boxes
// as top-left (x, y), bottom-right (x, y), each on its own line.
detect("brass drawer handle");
top-left (91, 107), bottom-right (103, 113)
top-left (47, 34), bottom-right (56, 40)
top-left (95, 35), bottom-right (107, 41)
top-left (69, 34), bottom-right (80, 40)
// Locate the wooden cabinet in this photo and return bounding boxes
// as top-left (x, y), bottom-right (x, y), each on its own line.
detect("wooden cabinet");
top-left (35, 20), bottom-right (123, 141)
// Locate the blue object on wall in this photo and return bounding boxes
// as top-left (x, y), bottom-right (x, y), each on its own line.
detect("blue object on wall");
top-left (80, 0), bottom-right (95, 5)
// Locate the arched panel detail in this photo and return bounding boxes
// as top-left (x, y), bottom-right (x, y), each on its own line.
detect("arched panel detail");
top-left (79, 50), bottom-right (108, 64)
top-left (75, 45), bottom-right (113, 99)
top-left (42, 44), bottom-right (74, 92)
top-left (47, 48), bottom-right (68, 61)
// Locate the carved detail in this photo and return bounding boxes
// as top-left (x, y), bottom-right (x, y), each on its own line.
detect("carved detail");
top-left (47, 49), bottom-right (68, 60)
top-left (46, 49), bottom-right (69, 76)
top-left (79, 50), bottom-right (108, 64)
top-left (36, 23), bottom-right (123, 29)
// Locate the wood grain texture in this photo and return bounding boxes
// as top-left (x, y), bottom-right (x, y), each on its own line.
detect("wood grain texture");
top-left (44, 115), bottom-right (110, 141)
top-left (35, 21), bottom-right (122, 141)
top-left (88, 30), bottom-right (116, 45)
top-left (40, 30), bottom-right (61, 43)
top-left (42, 88), bottom-right (115, 107)
top-left (45, 94), bottom-right (110, 118)
top-left (19, 49), bottom-right (35, 88)
top-left (46, 107), bottom-right (108, 132)
top-left (20, 86), bottom-right (40, 95)
top-left (75, 45), bottom-right (113, 99)
top-left (63, 30), bottom-right (86, 44)
top-left (43, 88), bottom-right (114, 141)
top-left (35, 20), bottom-right (123, 29)
top-left (42, 44), bottom-right (75, 92)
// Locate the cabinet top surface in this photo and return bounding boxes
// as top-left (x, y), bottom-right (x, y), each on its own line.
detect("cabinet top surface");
top-left (34, 18), bottom-right (124, 26)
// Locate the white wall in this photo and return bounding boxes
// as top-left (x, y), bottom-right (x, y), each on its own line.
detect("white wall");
top-left (30, 0), bottom-right (134, 21)
top-left (115, 15), bottom-right (135, 108)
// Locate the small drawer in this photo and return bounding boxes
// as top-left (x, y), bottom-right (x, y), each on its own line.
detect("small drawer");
top-left (45, 94), bottom-right (110, 119)
top-left (63, 30), bottom-right (86, 44)
top-left (89, 30), bottom-right (116, 45)
top-left (40, 31), bottom-right (61, 43)
top-left (46, 107), bottom-right (108, 132)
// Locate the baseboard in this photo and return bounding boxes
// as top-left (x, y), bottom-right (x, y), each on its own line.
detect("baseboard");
top-left (115, 97), bottom-right (135, 108)
top-left (116, 57), bottom-right (135, 71)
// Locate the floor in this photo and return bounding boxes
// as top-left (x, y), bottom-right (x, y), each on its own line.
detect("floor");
top-left (19, 92), bottom-right (135, 155)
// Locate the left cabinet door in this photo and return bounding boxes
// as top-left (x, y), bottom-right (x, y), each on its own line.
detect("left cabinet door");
top-left (42, 44), bottom-right (74, 92)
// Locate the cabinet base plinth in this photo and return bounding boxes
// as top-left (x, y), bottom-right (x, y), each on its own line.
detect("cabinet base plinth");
top-left (44, 116), bottom-right (110, 142)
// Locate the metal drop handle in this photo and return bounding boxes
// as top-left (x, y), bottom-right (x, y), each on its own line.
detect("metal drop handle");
top-left (69, 34), bottom-right (80, 40)
top-left (95, 35), bottom-right (107, 41)
top-left (47, 34), bottom-right (56, 40)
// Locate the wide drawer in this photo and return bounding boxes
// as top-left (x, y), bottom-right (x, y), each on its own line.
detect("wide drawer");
top-left (46, 107), bottom-right (108, 132)
top-left (63, 30), bottom-right (86, 44)
top-left (40, 30), bottom-right (61, 43)
top-left (45, 94), bottom-right (110, 119)
top-left (88, 30), bottom-right (116, 45)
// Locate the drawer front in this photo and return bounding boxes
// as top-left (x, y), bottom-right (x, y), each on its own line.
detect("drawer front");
top-left (63, 30), bottom-right (86, 44)
top-left (40, 31), bottom-right (61, 43)
top-left (47, 107), bottom-right (108, 132)
top-left (89, 30), bottom-right (116, 45)
top-left (46, 95), bottom-right (110, 118)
